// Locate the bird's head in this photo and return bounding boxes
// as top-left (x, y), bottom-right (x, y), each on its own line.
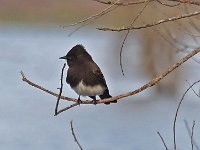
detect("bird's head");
top-left (60, 44), bottom-right (92, 67)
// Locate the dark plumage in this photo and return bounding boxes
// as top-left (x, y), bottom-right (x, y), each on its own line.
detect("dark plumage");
top-left (59, 44), bottom-right (117, 105)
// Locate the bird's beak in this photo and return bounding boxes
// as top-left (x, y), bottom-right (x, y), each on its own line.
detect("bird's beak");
top-left (59, 56), bottom-right (68, 59)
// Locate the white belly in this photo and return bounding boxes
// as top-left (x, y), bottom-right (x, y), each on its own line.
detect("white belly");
top-left (73, 80), bottom-right (105, 96)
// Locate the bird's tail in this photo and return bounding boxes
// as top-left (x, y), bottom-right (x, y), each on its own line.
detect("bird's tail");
top-left (99, 89), bottom-right (117, 105)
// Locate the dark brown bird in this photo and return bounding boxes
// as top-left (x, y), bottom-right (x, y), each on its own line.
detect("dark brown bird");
top-left (59, 44), bottom-right (117, 104)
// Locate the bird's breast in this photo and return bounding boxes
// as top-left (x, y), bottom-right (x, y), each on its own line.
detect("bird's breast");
top-left (73, 80), bottom-right (105, 96)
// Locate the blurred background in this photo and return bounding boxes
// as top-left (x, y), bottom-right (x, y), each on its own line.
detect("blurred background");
top-left (0, 0), bottom-right (200, 149)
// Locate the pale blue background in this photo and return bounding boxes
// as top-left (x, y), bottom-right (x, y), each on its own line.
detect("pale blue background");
top-left (0, 24), bottom-right (200, 150)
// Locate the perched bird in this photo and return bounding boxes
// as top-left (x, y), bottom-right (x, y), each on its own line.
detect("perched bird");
top-left (59, 44), bottom-right (117, 105)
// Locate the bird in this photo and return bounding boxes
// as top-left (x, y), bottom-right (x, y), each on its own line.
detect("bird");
top-left (59, 44), bottom-right (117, 105)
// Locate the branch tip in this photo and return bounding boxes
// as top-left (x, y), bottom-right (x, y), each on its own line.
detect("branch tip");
top-left (20, 71), bottom-right (26, 80)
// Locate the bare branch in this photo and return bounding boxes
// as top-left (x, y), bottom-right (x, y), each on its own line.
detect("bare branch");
top-left (173, 80), bottom-right (200, 150)
top-left (54, 63), bottom-right (66, 116)
top-left (97, 11), bottom-right (200, 31)
top-left (70, 121), bottom-right (83, 150)
top-left (157, 131), bottom-right (169, 150)
top-left (20, 48), bottom-right (200, 114)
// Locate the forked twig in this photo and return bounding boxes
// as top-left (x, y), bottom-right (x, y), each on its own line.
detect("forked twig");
top-left (55, 63), bottom-right (66, 116)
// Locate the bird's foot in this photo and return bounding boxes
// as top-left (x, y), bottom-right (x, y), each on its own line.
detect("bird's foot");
top-left (77, 96), bottom-right (82, 106)
top-left (92, 100), bottom-right (97, 105)
top-left (89, 96), bottom-right (97, 105)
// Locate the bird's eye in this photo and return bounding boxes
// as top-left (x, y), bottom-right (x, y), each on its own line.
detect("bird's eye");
top-left (67, 57), bottom-right (72, 60)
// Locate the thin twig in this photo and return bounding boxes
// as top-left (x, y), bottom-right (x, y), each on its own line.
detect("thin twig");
top-left (65, 0), bottom-right (120, 27)
top-left (55, 63), bottom-right (66, 116)
top-left (20, 48), bottom-right (200, 113)
top-left (64, 0), bottom-right (120, 36)
top-left (173, 80), bottom-right (200, 150)
top-left (157, 131), bottom-right (168, 150)
top-left (156, 0), bottom-right (180, 7)
top-left (119, 0), bottom-right (150, 75)
top-left (94, 0), bottom-right (199, 6)
top-left (93, 0), bottom-right (150, 5)
top-left (184, 120), bottom-right (200, 150)
top-left (191, 121), bottom-right (195, 150)
top-left (186, 80), bottom-right (200, 98)
top-left (97, 11), bottom-right (200, 31)
top-left (168, 0), bottom-right (200, 6)
top-left (70, 120), bottom-right (83, 150)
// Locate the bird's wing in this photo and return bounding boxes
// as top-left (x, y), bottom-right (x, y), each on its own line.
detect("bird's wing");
top-left (91, 65), bottom-right (108, 88)
top-left (66, 67), bottom-right (80, 87)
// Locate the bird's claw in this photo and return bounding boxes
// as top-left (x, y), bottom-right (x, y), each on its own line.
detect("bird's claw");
top-left (92, 100), bottom-right (97, 105)
top-left (77, 96), bottom-right (82, 106)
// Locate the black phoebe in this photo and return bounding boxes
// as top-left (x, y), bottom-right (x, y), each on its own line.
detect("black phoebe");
top-left (59, 44), bottom-right (117, 105)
